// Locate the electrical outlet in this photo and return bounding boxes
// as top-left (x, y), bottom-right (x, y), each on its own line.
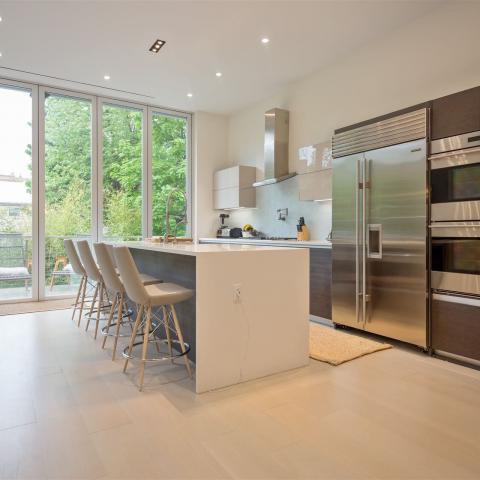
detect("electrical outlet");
top-left (233, 283), bottom-right (242, 304)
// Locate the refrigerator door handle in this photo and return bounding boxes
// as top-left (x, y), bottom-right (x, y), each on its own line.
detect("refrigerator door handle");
top-left (367, 224), bottom-right (383, 259)
top-left (362, 157), bottom-right (368, 324)
top-left (355, 158), bottom-right (362, 322)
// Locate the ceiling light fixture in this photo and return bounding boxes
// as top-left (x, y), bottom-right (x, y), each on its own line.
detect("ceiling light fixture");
top-left (215, 72), bottom-right (222, 77)
top-left (149, 39), bottom-right (166, 53)
top-left (0, 17), bottom-right (2, 22)
top-left (187, 93), bottom-right (193, 98)
top-left (103, 75), bottom-right (110, 80)
top-left (261, 37), bottom-right (270, 44)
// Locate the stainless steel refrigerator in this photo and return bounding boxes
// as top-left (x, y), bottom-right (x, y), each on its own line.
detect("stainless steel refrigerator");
top-left (332, 109), bottom-right (428, 347)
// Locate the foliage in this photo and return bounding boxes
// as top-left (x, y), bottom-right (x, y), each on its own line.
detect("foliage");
top-left (102, 104), bottom-right (143, 238)
top-left (151, 114), bottom-right (187, 236)
top-left (0, 206), bottom-right (32, 234)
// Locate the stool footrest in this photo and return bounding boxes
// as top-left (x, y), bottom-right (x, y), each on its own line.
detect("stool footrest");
top-left (101, 323), bottom-right (153, 338)
top-left (122, 339), bottom-right (190, 362)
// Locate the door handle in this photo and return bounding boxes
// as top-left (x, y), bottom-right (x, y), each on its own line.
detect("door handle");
top-left (355, 158), bottom-right (361, 323)
top-left (362, 158), bottom-right (367, 324)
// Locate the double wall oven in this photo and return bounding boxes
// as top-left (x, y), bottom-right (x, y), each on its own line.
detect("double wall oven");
top-left (430, 130), bottom-right (480, 298)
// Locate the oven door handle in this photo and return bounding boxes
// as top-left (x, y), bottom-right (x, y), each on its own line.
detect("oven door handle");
top-left (430, 223), bottom-right (480, 228)
top-left (429, 145), bottom-right (480, 161)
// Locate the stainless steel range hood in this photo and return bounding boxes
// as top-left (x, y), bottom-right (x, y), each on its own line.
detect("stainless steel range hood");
top-left (252, 108), bottom-right (296, 187)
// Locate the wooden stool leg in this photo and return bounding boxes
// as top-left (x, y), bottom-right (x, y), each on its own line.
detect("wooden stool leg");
top-left (77, 276), bottom-right (88, 327)
top-left (170, 304), bottom-right (192, 378)
top-left (123, 304), bottom-right (144, 373)
top-left (94, 282), bottom-right (104, 339)
top-left (162, 305), bottom-right (173, 363)
top-left (111, 292), bottom-right (124, 360)
top-left (71, 276), bottom-right (83, 321)
top-left (139, 305), bottom-right (152, 391)
top-left (85, 282), bottom-right (99, 332)
top-left (102, 293), bottom-right (118, 349)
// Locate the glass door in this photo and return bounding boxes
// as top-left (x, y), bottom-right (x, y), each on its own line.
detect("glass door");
top-left (0, 82), bottom-right (37, 302)
top-left (100, 100), bottom-right (146, 241)
top-left (40, 88), bottom-right (94, 298)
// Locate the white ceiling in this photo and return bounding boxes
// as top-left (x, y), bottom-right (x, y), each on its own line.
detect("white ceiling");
top-left (0, 0), bottom-right (443, 114)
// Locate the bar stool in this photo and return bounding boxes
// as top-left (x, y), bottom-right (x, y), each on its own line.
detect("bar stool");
top-left (77, 240), bottom-right (110, 339)
top-left (105, 243), bottom-right (117, 268)
top-left (93, 242), bottom-right (162, 360)
top-left (64, 239), bottom-right (88, 326)
top-left (113, 246), bottom-right (193, 391)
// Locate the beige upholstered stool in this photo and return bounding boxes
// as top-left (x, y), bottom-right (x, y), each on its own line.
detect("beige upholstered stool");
top-left (113, 246), bottom-right (194, 391)
top-left (77, 240), bottom-right (110, 339)
top-left (93, 242), bottom-right (162, 360)
top-left (64, 239), bottom-right (88, 326)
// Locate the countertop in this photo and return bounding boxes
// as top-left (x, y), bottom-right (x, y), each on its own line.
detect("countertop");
top-left (117, 240), bottom-right (302, 257)
top-left (199, 237), bottom-right (332, 249)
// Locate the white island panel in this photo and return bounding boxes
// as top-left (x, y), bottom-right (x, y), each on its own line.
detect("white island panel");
top-left (195, 248), bottom-right (309, 393)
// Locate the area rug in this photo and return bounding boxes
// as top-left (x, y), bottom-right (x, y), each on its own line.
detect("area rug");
top-left (0, 298), bottom-right (74, 316)
top-left (310, 322), bottom-right (392, 365)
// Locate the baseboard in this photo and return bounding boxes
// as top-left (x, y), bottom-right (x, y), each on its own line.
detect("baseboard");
top-left (310, 315), bottom-right (333, 327)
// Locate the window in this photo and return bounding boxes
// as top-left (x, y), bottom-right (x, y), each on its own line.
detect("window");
top-left (0, 76), bottom-right (192, 302)
top-left (151, 112), bottom-right (188, 237)
top-left (101, 103), bottom-right (144, 241)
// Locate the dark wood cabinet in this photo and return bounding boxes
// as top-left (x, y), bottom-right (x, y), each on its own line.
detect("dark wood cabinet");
top-left (310, 248), bottom-right (332, 320)
top-left (432, 297), bottom-right (480, 361)
top-left (431, 87), bottom-right (480, 140)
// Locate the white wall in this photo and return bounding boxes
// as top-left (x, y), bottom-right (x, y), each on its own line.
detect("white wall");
top-left (193, 111), bottom-right (229, 238)
top-left (224, 1), bottom-right (480, 240)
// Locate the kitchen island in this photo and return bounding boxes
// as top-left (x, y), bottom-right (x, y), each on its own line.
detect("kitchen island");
top-left (119, 241), bottom-right (309, 393)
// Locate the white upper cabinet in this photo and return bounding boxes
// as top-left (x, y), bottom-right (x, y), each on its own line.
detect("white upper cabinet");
top-left (297, 141), bottom-right (333, 201)
top-left (213, 165), bottom-right (256, 210)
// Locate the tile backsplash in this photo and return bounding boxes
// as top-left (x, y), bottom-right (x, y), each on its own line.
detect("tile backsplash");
top-left (225, 175), bottom-right (331, 240)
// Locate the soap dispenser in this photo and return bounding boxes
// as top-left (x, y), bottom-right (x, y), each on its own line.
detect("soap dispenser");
top-left (296, 217), bottom-right (310, 241)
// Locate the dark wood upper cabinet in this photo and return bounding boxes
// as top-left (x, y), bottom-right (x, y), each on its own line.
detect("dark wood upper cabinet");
top-left (431, 87), bottom-right (480, 140)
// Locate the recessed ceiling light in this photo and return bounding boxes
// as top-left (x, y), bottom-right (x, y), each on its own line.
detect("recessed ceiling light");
top-left (187, 93), bottom-right (193, 98)
top-left (261, 37), bottom-right (270, 44)
top-left (149, 39), bottom-right (166, 53)
top-left (215, 72), bottom-right (222, 77)
top-left (0, 17), bottom-right (2, 22)
top-left (103, 75), bottom-right (110, 80)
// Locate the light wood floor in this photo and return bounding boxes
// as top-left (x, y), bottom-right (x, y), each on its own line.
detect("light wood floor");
top-left (1, 310), bottom-right (480, 480)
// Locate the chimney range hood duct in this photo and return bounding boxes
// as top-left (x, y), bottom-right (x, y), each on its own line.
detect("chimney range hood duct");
top-left (252, 108), bottom-right (296, 187)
